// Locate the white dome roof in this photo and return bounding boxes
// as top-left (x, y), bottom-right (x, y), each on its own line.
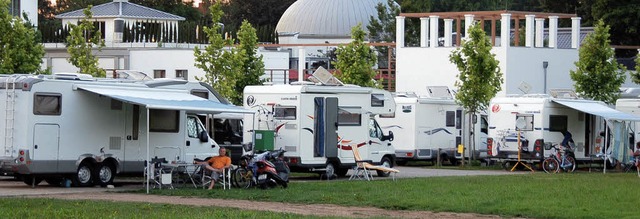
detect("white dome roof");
top-left (276, 0), bottom-right (389, 38)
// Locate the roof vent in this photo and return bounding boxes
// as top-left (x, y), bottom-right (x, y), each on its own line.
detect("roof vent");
top-left (53, 73), bottom-right (95, 81)
top-left (550, 89), bottom-right (578, 99)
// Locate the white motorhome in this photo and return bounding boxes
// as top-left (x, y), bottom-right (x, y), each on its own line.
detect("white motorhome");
top-left (377, 90), bottom-right (488, 165)
top-left (243, 83), bottom-right (396, 177)
top-left (615, 98), bottom-right (640, 154)
top-left (0, 74), bottom-right (251, 186)
top-left (488, 93), bottom-right (640, 167)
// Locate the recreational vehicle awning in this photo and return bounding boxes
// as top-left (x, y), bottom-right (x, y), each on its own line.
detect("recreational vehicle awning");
top-left (76, 85), bottom-right (253, 114)
top-left (552, 100), bottom-right (640, 121)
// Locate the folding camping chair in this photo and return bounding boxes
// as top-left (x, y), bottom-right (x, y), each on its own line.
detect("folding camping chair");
top-left (193, 163), bottom-right (232, 190)
top-left (349, 144), bottom-right (399, 181)
top-left (144, 157), bottom-right (173, 189)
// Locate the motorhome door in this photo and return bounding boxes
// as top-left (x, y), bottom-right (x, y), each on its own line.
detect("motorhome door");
top-left (314, 97), bottom-right (338, 158)
top-left (33, 124), bottom-right (59, 172)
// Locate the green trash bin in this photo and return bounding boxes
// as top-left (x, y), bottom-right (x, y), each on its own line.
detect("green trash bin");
top-left (254, 130), bottom-right (275, 151)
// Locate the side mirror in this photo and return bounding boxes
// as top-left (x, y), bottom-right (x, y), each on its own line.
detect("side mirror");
top-left (198, 130), bottom-right (208, 142)
top-left (383, 131), bottom-right (394, 142)
top-left (544, 142), bottom-right (552, 150)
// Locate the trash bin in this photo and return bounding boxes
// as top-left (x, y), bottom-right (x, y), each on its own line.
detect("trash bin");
top-left (254, 130), bottom-right (275, 151)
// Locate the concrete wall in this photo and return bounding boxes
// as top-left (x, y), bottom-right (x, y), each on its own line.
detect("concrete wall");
top-left (396, 46), bottom-right (579, 96)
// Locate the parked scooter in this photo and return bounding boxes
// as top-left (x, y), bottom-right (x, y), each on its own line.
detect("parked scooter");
top-left (233, 148), bottom-right (288, 189)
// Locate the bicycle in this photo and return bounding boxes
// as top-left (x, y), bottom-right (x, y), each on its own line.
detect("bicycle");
top-left (542, 143), bottom-right (576, 173)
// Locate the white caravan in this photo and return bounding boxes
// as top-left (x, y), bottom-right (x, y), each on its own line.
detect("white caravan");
top-left (0, 74), bottom-right (251, 186)
top-left (377, 91), bottom-right (488, 165)
top-left (243, 83), bottom-right (396, 177)
top-left (488, 93), bottom-right (640, 166)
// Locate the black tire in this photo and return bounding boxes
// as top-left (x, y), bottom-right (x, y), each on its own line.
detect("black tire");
top-left (335, 168), bottom-right (349, 177)
top-left (94, 163), bottom-right (115, 187)
top-left (268, 172), bottom-right (288, 188)
top-left (324, 163), bottom-right (336, 180)
top-left (542, 158), bottom-right (559, 173)
top-left (232, 167), bottom-right (252, 189)
top-left (22, 175), bottom-right (42, 187)
top-left (377, 157), bottom-right (393, 177)
top-left (563, 156), bottom-right (577, 173)
top-left (74, 161), bottom-right (94, 187)
top-left (502, 161), bottom-right (513, 171)
top-left (450, 157), bottom-right (459, 166)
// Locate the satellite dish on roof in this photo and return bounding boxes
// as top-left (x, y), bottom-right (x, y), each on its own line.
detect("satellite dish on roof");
top-left (310, 67), bottom-right (343, 86)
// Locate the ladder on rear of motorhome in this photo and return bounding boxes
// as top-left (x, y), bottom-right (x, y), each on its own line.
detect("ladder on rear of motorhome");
top-left (3, 75), bottom-right (18, 156)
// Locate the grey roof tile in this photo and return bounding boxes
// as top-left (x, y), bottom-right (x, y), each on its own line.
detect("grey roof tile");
top-left (56, 1), bottom-right (184, 21)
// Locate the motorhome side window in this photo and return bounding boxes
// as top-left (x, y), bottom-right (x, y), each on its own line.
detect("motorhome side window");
top-left (274, 106), bottom-right (296, 120)
top-left (186, 116), bottom-right (204, 138)
top-left (516, 114), bottom-right (534, 131)
top-left (33, 93), bottom-right (61, 115)
top-left (445, 111), bottom-right (455, 127)
top-left (149, 109), bottom-right (179, 132)
top-left (548, 115), bottom-right (568, 132)
top-left (371, 94), bottom-right (384, 107)
top-left (480, 116), bottom-right (488, 134)
top-left (338, 108), bottom-right (361, 126)
top-left (191, 90), bottom-right (209, 99)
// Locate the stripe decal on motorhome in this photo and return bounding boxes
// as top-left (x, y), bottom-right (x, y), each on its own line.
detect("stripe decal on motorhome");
top-left (424, 128), bottom-right (452, 135)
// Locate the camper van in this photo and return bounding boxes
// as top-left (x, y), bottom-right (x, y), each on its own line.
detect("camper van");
top-left (243, 83), bottom-right (397, 177)
top-left (488, 93), bottom-right (640, 167)
top-left (377, 90), bottom-right (488, 165)
top-left (0, 74), bottom-right (250, 186)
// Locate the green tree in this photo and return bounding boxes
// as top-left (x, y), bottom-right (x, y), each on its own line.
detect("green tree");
top-left (66, 6), bottom-right (106, 77)
top-left (590, 0), bottom-right (640, 58)
top-left (367, 0), bottom-right (400, 68)
top-left (0, 0), bottom-right (46, 74)
top-left (334, 24), bottom-right (379, 88)
top-left (194, 3), bottom-right (241, 104)
top-left (233, 20), bottom-right (265, 105)
top-left (570, 20), bottom-right (625, 104)
top-left (449, 22), bottom-right (503, 163)
top-left (635, 56), bottom-right (640, 84)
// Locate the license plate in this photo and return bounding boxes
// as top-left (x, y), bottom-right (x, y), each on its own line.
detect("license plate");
top-left (258, 174), bottom-right (267, 180)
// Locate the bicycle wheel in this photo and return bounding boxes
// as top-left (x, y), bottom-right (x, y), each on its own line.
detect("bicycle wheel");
top-left (563, 156), bottom-right (576, 173)
top-left (232, 167), bottom-right (253, 189)
top-left (542, 158), bottom-right (559, 173)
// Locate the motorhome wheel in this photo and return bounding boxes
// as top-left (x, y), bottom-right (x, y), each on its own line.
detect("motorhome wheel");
top-left (74, 162), bottom-right (94, 187)
top-left (324, 163), bottom-right (336, 179)
top-left (22, 175), bottom-right (42, 187)
top-left (377, 157), bottom-right (392, 177)
top-left (95, 164), bottom-right (115, 187)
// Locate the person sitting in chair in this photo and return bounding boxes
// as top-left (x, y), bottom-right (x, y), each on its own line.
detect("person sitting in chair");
top-left (194, 147), bottom-right (231, 190)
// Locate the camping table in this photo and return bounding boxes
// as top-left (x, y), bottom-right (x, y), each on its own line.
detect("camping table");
top-left (163, 162), bottom-right (199, 188)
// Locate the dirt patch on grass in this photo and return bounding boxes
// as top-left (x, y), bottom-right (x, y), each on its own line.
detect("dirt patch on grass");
top-left (31, 192), bottom-right (505, 218)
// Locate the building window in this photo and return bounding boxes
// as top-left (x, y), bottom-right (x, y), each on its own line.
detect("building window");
top-left (153, 70), bottom-right (166, 78)
top-left (33, 93), bottom-right (62, 115)
top-left (176, 70), bottom-right (188, 80)
top-left (10, 0), bottom-right (20, 17)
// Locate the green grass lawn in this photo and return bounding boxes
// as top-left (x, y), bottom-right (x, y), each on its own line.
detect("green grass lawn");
top-left (0, 198), bottom-right (337, 218)
top-left (145, 172), bottom-right (640, 219)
